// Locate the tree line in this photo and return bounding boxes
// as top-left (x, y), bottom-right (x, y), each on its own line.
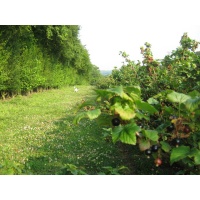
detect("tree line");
top-left (0, 25), bottom-right (100, 99)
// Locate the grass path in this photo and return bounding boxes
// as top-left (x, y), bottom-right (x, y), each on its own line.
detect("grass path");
top-left (0, 86), bottom-right (129, 174)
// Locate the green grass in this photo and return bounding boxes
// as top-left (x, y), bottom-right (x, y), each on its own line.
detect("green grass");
top-left (0, 85), bottom-right (183, 175)
top-left (0, 86), bottom-right (129, 175)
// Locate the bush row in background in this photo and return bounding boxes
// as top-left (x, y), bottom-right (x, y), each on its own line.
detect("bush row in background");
top-left (0, 25), bottom-right (98, 99)
top-left (96, 33), bottom-right (200, 98)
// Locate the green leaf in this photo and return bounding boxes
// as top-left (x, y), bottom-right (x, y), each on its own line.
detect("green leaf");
top-left (135, 100), bottom-right (157, 114)
top-left (124, 86), bottom-right (141, 100)
top-left (194, 152), bottom-right (200, 165)
top-left (147, 98), bottom-right (159, 105)
top-left (143, 130), bottom-right (159, 141)
top-left (184, 97), bottom-right (200, 112)
top-left (73, 112), bottom-right (87, 124)
top-left (112, 123), bottom-right (141, 145)
top-left (108, 86), bottom-right (133, 102)
top-left (95, 89), bottom-right (114, 99)
top-left (112, 126), bottom-right (123, 144)
top-left (107, 85), bottom-right (124, 96)
top-left (138, 138), bottom-right (151, 151)
top-left (170, 146), bottom-right (190, 165)
top-left (74, 100), bottom-right (97, 113)
top-left (73, 109), bottom-right (101, 124)
top-left (111, 102), bottom-right (135, 120)
top-left (135, 111), bottom-right (149, 120)
top-left (188, 90), bottom-right (200, 98)
top-left (167, 91), bottom-right (190, 104)
top-left (86, 109), bottom-right (101, 120)
top-left (160, 141), bottom-right (171, 152)
top-left (188, 148), bottom-right (200, 165)
top-left (124, 86), bottom-right (141, 96)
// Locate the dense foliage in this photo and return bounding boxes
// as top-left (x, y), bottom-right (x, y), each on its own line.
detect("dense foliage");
top-left (74, 33), bottom-right (200, 174)
top-left (0, 25), bottom-right (98, 99)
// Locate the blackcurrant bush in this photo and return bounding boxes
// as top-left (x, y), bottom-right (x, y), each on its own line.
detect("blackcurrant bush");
top-left (151, 145), bottom-right (159, 152)
top-left (112, 118), bottom-right (120, 126)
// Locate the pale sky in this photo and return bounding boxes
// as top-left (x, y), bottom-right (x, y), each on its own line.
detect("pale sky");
top-left (75, 0), bottom-right (200, 70)
top-left (79, 25), bottom-right (200, 70)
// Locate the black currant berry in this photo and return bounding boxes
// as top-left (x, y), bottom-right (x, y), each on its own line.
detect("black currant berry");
top-left (151, 145), bottom-right (159, 152)
top-left (173, 138), bottom-right (181, 147)
top-left (145, 149), bottom-right (152, 156)
top-left (112, 118), bottom-right (120, 126)
top-left (167, 124), bottom-right (175, 132)
top-left (183, 125), bottom-right (191, 134)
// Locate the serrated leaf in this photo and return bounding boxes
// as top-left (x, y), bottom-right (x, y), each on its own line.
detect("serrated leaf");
top-left (112, 123), bottom-right (141, 145)
top-left (135, 100), bottom-right (157, 114)
top-left (143, 130), bottom-right (159, 141)
top-left (160, 141), bottom-right (171, 152)
top-left (138, 138), bottom-right (151, 151)
top-left (170, 146), bottom-right (190, 165)
top-left (167, 91), bottom-right (190, 104)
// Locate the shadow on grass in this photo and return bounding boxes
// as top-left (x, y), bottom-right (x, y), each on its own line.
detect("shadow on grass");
top-left (23, 111), bottom-right (131, 175)
top-left (23, 113), bottom-right (185, 175)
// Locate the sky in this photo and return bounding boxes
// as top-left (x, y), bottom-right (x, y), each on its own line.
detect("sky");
top-left (79, 24), bottom-right (200, 70)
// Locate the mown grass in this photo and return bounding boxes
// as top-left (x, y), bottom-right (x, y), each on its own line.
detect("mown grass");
top-left (0, 86), bottom-right (130, 175)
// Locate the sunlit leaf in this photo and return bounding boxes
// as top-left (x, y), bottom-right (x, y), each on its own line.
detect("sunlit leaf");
top-left (113, 103), bottom-right (135, 120)
top-left (167, 91), bottom-right (190, 104)
top-left (143, 130), bottom-right (159, 141)
top-left (86, 109), bottom-right (101, 120)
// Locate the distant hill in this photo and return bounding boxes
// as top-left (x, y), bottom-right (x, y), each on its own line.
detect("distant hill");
top-left (100, 70), bottom-right (112, 76)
